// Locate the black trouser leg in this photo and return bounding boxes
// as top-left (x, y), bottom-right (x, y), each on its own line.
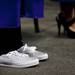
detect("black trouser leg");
top-left (33, 18), bottom-right (40, 33)
top-left (0, 27), bottom-right (23, 55)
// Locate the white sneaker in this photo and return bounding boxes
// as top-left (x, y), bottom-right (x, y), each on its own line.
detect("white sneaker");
top-left (0, 51), bottom-right (39, 68)
top-left (18, 44), bottom-right (48, 61)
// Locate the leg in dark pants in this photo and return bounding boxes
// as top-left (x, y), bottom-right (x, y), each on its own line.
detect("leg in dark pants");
top-left (33, 18), bottom-right (40, 33)
top-left (0, 27), bottom-right (23, 55)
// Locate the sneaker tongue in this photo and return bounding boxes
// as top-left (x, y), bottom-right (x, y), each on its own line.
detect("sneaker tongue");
top-left (24, 46), bottom-right (37, 53)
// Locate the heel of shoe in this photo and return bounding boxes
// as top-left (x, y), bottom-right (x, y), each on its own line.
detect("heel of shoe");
top-left (56, 17), bottom-right (61, 36)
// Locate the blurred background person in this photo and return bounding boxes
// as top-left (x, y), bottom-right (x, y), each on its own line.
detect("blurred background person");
top-left (56, 0), bottom-right (75, 38)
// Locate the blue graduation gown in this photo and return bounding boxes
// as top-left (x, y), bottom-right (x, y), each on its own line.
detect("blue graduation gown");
top-left (0, 0), bottom-right (21, 28)
top-left (20, 0), bottom-right (44, 18)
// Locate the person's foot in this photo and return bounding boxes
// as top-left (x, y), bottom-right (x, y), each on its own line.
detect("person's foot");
top-left (0, 50), bottom-right (39, 68)
top-left (69, 23), bottom-right (75, 32)
top-left (18, 44), bottom-right (48, 61)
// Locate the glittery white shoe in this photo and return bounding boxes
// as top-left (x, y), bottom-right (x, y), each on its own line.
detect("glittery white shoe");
top-left (0, 50), bottom-right (39, 68)
top-left (18, 44), bottom-right (48, 61)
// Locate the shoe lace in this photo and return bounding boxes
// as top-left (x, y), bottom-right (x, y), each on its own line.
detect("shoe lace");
top-left (23, 44), bottom-right (37, 53)
top-left (6, 51), bottom-right (28, 57)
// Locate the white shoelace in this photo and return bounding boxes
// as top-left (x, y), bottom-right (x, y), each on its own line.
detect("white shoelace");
top-left (6, 51), bottom-right (28, 58)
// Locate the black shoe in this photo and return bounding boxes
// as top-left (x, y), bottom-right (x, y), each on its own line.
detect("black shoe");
top-left (56, 13), bottom-right (68, 36)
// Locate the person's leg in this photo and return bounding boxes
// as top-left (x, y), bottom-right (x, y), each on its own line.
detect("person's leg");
top-left (56, 2), bottom-right (73, 36)
top-left (0, 27), bottom-right (39, 68)
top-left (59, 2), bottom-right (75, 38)
top-left (0, 0), bottom-right (23, 55)
top-left (22, 0), bottom-right (44, 33)
top-left (33, 18), bottom-right (40, 33)
top-left (0, 27), bottom-right (23, 55)
top-left (0, 0), bottom-right (39, 68)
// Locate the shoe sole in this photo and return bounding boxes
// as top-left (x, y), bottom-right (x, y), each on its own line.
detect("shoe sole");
top-left (0, 59), bottom-right (39, 68)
